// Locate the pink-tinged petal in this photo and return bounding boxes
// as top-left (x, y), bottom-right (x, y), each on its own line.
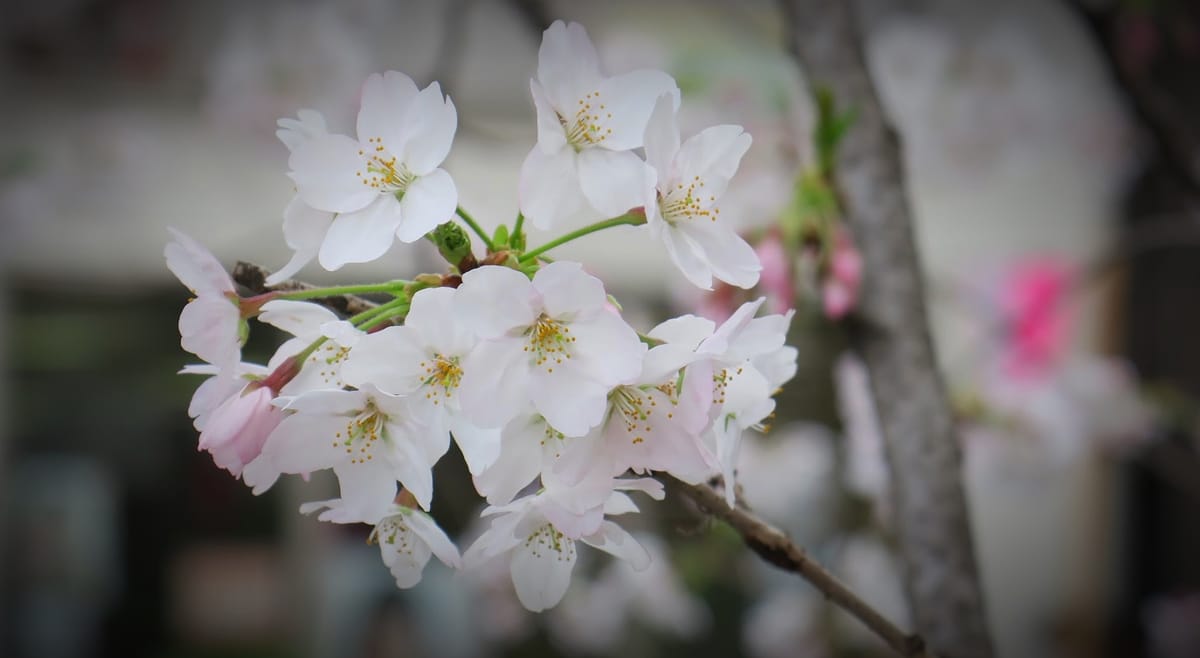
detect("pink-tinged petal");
top-left (474, 418), bottom-right (544, 505)
top-left (532, 261), bottom-right (606, 319)
top-left (448, 415), bottom-right (502, 476)
top-left (396, 168), bottom-right (457, 242)
top-left (405, 510), bottom-right (463, 568)
top-left (530, 368), bottom-right (610, 437)
top-left (279, 388), bottom-right (368, 416)
top-left (317, 196), bottom-right (403, 271)
top-left (260, 414), bottom-right (346, 474)
top-left (581, 521), bottom-right (651, 570)
top-left (537, 21), bottom-right (604, 111)
top-left (674, 125), bottom-right (752, 197)
top-left (595, 69), bottom-right (680, 151)
top-left (661, 228), bottom-right (714, 290)
top-left (643, 94), bottom-right (680, 181)
top-left (376, 518), bottom-right (433, 588)
top-left (531, 79), bottom-right (567, 154)
top-left (380, 430), bottom-right (436, 510)
top-left (518, 145), bottom-right (591, 231)
top-left (265, 197), bottom-right (334, 285)
top-left (289, 134), bottom-right (377, 213)
top-left (165, 228), bottom-right (234, 294)
top-left (463, 510), bottom-right (526, 567)
top-left (258, 300), bottom-right (338, 338)
top-left (510, 526), bottom-right (577, 612)
top-left (648, 315), bottom-right (715, 349)
top-left (277, 109), bottom-right (328, 152)
top-left (357, 71), bottom-right (419, 153)
top-left (614, 477), bottom-right (666, 500)
top-left (401, 83), bottom-right (457, 176)
top-left (457, 266), bottom-right (538, 337)
top-left (332, 461), bottom-right (398, 521)
top-left (459, 338), bottom-right (532, 428)
top-left (565, 311), bottom-right (645, 386)
top-left (241, 454), bottom-right (280, 495)
top-left (540, 501), bottom-right (604, 540)
top-left (179, 296), bottom-right (240, 366)
top-left (687, 222), bottom-right (761, 289)
top-left (577, 148), bottom-right (650, 218)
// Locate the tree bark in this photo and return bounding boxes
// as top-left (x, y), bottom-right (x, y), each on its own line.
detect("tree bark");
top-left (783, 2), bottom-right (995, 657)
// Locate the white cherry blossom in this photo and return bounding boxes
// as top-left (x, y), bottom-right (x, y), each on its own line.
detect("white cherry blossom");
top-left (519, 20), bottom-right (679, 229)
top-left (258, 299), bottom-right (362, 395)
top-left (166, 228), bottom-right (242, 367)
top-left (300, 500), bottom-right (462, 588)
top-left (456, 262), bottom-right (645, 437)
top-left (341, 287), bottom-right (501, 475)
top-left (463, 489), bottom-right (654, 612)
top-left (287, 70), bottom-right (458, 270)
top-left (643, 94), bottom-right (761, 290)
top-left (256, 383), bottom-right (445, 517)
top-left (268, 111), bottom-right (337, 285)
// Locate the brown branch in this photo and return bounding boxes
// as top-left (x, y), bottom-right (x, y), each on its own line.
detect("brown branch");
top-left (667, 476), bottom-right (934, 658)
top-left (232, 260), bottom-right (934, 658)
top-left (783, 2), bottom-right (996, 656)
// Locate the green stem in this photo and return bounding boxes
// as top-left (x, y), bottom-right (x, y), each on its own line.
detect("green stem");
top-left (519, 213), bottom-right (645, 263)
top-left (456, 206), bottom-right (495, 251)
top-left (349, 298), bottom-right (408, 328)
top-left (513, 212), bottom-right (525, 241)
top-left (276, 281), bottom-right (411, 301)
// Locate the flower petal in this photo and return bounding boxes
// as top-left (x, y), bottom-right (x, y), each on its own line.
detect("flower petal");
top-left (643, 94), bottom-right (680, 180)
top-left (448, 415), bottom-right (502, 476)
top-left (459, 338), bottom-right (532, 429)
top-left (261, 414), bottom-right (347, 474)
top-left (289, 134), bottom-right (377, 213)
top-left (179, 296), bottom-right (241, 366)
top-left (581, 520), bottom-right (651, 570)
top-left (577, 148), bottom-right (650, 218)
top-left (510, 526), bottom-right (577, 612)
top-left (357, 71), bottom-right (419, 153)
top-left (530, 367), bottom-right (610, 437)
top-left (165, 228), bottom-right (233, 294)
top-left (518, 145), bottom-right (594, 231)
top-left (686, 221), bottom-right (761, 290)
top-left (396, 168), bottom-right (457, 242)
top-left (401, 83), bottom-right (457, 176)
top-left (537, 21), bottom-right (604, 111)
top-left (405, 510), bottom-right (463, 568)
top-left (258, 300), bottom-right (339, 338)
top-left (674, 125), bottom-right (752, 198)
top-left (332, 460), bottom-right (398, 522)
top-left (317, 196), bottom-right (403, 271)
top-left (595, 69), bottom-right (679, 151)
top-left (531, 79), bottom-right (567, 154)
top-left (532, 261), bottom-right (606, 319)
top-left (376, 517), bottom-right (433, 588)
top-left (265, 196), bottom-right (333, 285)
top-left (457, 266), bottom-right (538, 337)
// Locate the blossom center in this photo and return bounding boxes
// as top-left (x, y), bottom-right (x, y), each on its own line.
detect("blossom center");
top-left (660, 175), bottom-right (720, 225)
top-left (610, 385), bottom-right (659, 445)
top-left (523, 523), bottom-right (576, 561)
top-left (419, 354), bottom-right (463, 405)
top-left (371, 515), bottom-right (415, 554)
top-left (335, 402), bottom-right (386, 464)
top-left (524, 315), bottom-right (575, 373)
top-left (559, 91), bottom-right (613, 151)
top-left (357, 137), bottom-right (417, 194)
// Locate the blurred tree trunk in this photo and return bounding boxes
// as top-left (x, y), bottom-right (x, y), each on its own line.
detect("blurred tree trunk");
top-left (783, 2), bottom-right (995, 657)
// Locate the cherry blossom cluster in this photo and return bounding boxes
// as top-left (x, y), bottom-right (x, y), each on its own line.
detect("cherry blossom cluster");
top-left (169, 20), bottom-right (796, 612)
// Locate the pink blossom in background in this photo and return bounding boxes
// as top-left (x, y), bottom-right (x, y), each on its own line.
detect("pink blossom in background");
top-left (197, 384), bottom-right (281, 478)
top-left (755, 230), bottom-right (795, 314)
top-left (823, 227), bottom-right (862, 320)
top-left (999, 258), bottom-right (1072, 381)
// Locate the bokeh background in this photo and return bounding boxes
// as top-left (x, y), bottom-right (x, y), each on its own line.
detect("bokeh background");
top-left (2, 0), bottom-right (1199, 657)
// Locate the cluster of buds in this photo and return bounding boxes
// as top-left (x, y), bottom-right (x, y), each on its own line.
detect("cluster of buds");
top-left (169, 21), bottom-right (796, 612)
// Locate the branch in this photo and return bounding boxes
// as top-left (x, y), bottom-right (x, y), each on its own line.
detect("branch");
top-left (666, 476), bottom-right (934, 658)
top-left (783, 2), bottom-right (995, 656)
top-left (232, 261), bottom-right (934, 658)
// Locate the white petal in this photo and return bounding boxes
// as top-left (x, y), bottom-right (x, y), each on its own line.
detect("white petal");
top-left (537, 21), bottom-right (604, 111)
top-left (595, 69), bottom-right (679, 151)
top-left (532, 261), bottom-right (606, 319)
top-left (277, 109), bottom-right (328, 151)
top-left (674, 125), bottom-right (752, 198)
top-left (401, 83), bottom-right (457, 176)
top-left (577, 148), bottom-right (650, 218)
top-left (459, 338), bottom-right (532, 428)
top-left (687, 222), bottom-right (761, 289)
top-left (662, 228), bottom-right (714, 290)
top-left (340, 326), bottom-right (427, 394)
top-left (279, 388), bottom-right (367, 415)
top-left (648, 314), bottom-right (715, 349)
top-left (473, 417), bottom-right (544, 504)
top-left (258, 300), bottom-right (339, 338)
top-left (332, 461), bottom-right (398, 522)
top-left (265, 196), bottom-right (333, 285)
top-left (396, 168), bottom-right (457, 242)
top-left (357, 71), bottom-right (419, 152)
top-left (289, 134), bottom-right (376, 213)
top-left (179, 296), bottom-right (240, 366)
top-left (317, 196), bottom-right (403, 271)
top-left (261, 414), bottom-right (347, 474)
top-left (643, 94), bottom-right (680, 180)
top-left (530, 368), bottom-right (610, 437)
top-left (562, 311), bottom-right (645, 386)
top-left (448, 415), bottom-right (502, 476)
top-left (165, 228), bottom-right (233, 294)
top-left (241, 453), bottom-right (281, 495)
top-left (510, 525), bottom-right (577, 612)
top-left (405, 510), bottom-right (463, 568)
top-left (404, 287), bottom-right (473, 355)
top-left (531, 79), bottom-right (567, 153)
top-left (382, 426), bottom-right (437, 510)
top-left (463, 510), bottom-right (525, 567)
top-left (581, 521), bottom-right (651, 570)
top-left (518, 145), bottom-right (590, 231)
top-left (376, 517), bottom-right (433, 588)
top-left (457, 266), bottom-right (538, 337)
